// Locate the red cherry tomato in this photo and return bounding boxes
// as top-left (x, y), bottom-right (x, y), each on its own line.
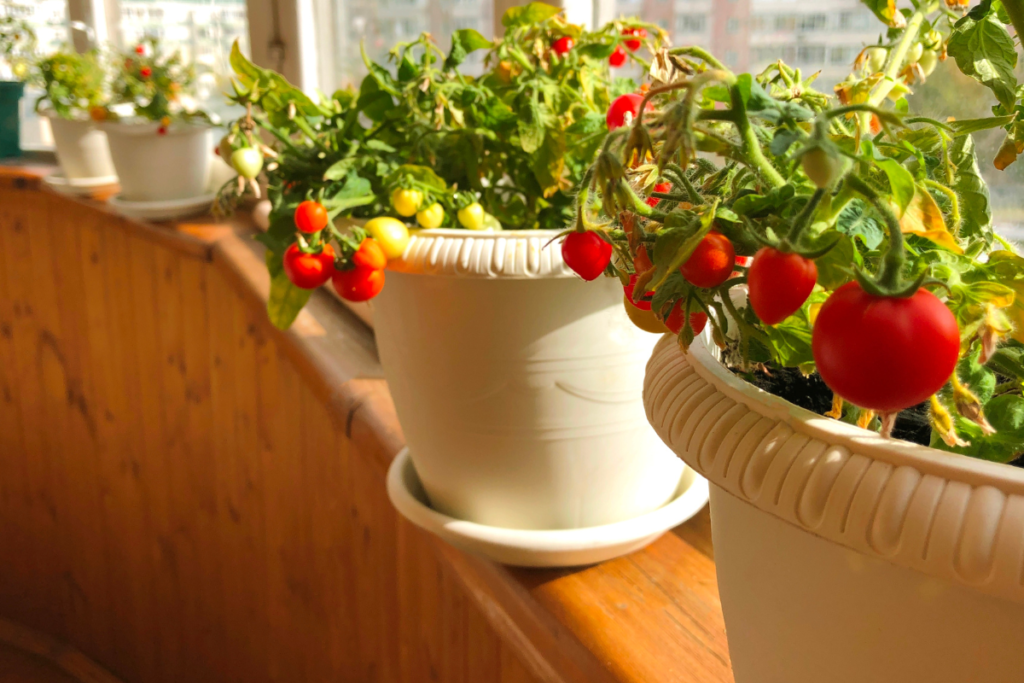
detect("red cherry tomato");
top-left (647, 182), bottom-right (672, 207)
top-left (811, 282), bottom-right (959, 413)
top-left (634, 244), bottom-right (653, 273)
top-left (135, 45), bottom-right (145, 55)
top-left (282, 243), bottom-right (336, 290)
top-left (609, 45), bottom-right (627, 68)
top-left (351, 237), bottom-right (387, 271)
top-left (294, 200), bottom-right (329, 234)
top-left (679, 231), bottom-right (735, 289)
top-left (624, 274), bottom-right (653, 311)
top-left (562, 231), bottom-right (612, 281)
top-left (552, 36), bottom-right (575, 55)
top-left (664, 302), bottom-right (708, 336)
top-left (747, 247), bottom-right (818, 325)
top-left (140, 66), bottom-right (152, 78)
top-left (623, 27), bottom-right (647, 52)
top-left (333, 266), bottom-right (385, 302)
top-left (606, 93), bottom-right (650, 130)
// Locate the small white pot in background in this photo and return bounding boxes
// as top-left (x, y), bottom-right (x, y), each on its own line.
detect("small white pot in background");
top-left (101, 121), bottom-right (213, 202)
top-left (643, 334), bottom-right (1024, 683)
top-left (45, 113), bottom-right (116, 182)
top-left (376, 229), bottom-right (687, 531)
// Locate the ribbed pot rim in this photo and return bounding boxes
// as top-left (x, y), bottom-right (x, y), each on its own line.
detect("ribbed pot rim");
top-left (389, 227), bottom-right (575, 279)
top-left (644, 334), bottom-right (1024, 604)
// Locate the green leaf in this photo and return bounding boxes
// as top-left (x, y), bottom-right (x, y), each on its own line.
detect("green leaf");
top-left (502, 1), bottom-right (561, 28)
top-left (933, 394), bottom-right (1024, 463)
top-left (948, 8), bottom-right (1018, 111)
top-left (650, 271), bottom-right (691, 318)
top-left (531, 130), bottom-right (566, 197)
top-left (765, 319), bottom-right (814, 367)
top-left (770, 129), bottom-right (803, 157)
top-left (265, 249), bottom-right (313, 330)
top-left (950, 115), bottom-right (1015, 137)
top-left (577, 43), bottom-right (617, 60)
top-left (950, 134), bottom-right (992, 239)
top-left (357, 74), bottom-right (395, 122)
top-left (859, 0), bottom-right (900, 27)
top-left (876, 156), bottom-right (915, 214)
top-left (566, 112), bottom-right (605, 137)
top-left (387, 164), bottom-right (448, 192)
top-left (813, 233), bottom-right (855, 291)
top-left (836, 198), bottom-right (884, 249)
top-left (445, 29), bottom-right (492, 70)
top-left (517, 95), bottom-right (547, 154)
top-left (323, 156), bottom-right (358, 181)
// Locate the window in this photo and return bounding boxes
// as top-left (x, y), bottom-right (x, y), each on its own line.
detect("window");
top-left (324, 0), bottom-right (494, 87)
top-left (795, 14), bottom-right (826, 32)
top-left (726, 18), bottom-right (739, 34)
top-left (676, 14), bottom-right (706, 34)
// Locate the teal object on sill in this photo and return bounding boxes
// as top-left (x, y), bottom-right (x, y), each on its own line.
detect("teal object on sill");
top-left (0, 80), bottom-right (24, 159)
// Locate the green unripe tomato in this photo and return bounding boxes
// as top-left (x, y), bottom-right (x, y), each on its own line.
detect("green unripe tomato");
top-left (802, 147), bottom-right (841, 189)
top-left (919, 49), bottom-right (938, 76)
top-left (457, 202), bottom-right (485, 230)
top-left (864, 47), bottom-right (886, 73)
top-left (907, 42), bottom-right (924, 64)
top-left (230, 147), bottom-right (264, 180)
top-left (416, 203), bottom-right (445, 229)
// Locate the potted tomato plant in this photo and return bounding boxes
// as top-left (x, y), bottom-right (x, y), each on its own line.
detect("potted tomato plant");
top-left (34, 48), bottom-right (117, 187)
top-left (215, 4), bottom-right (709, 563)
top-left (98, 37), bottom-right (215, 207)
top-left (0, 13), bottom-right (34, 158)
top-left (566, 0), bottom-right (1024, 677)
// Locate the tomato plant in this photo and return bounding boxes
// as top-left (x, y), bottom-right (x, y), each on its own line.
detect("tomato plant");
top-left (34, 49), bottom-right (106, 120)
top-left (559, 0), bottom-right (1024, 459)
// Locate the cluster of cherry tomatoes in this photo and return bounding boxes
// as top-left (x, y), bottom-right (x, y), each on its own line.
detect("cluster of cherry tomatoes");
top-left (548, 27), bottom-right (647, 69)
top-left (282, 201), bottom-right (410, 303)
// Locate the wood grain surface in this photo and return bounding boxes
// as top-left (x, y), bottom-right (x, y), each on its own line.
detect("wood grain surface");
top-left (0, 172), bottom-right (732, 683)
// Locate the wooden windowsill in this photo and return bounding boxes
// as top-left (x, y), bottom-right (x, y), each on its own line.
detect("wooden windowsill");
top-left (0, 162), bottom-right (732, 683)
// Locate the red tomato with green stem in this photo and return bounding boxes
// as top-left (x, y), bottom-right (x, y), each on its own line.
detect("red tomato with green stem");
top-left (283, 243), bottom-right (335, 290)
top-left (747, 247), bottom-right (818, 324)
top-left (294, 200), bottom-right (329, 234)
top-left (607, 93), bottom-right (651, 130)
top-left (562, 231), bottom-right (612, 281)
top-left (140, 66), bottom-right (152, 78)
top-left (552, 36), bottom-right (574, 55)
top-left (351, 237), bottom-right (387, 270)
top-left (609, 45), bottom-right (627, 68)
top-left (679, 231), bottom-right (735, 289)
top-left (623, 28), bottom-right (647, 51)
top-left (811, 282), bottom-right (959, 413)
top-left (647, 182), bottom-right (671, 207)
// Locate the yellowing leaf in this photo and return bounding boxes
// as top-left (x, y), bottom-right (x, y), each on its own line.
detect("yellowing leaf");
top-left (898, 186), bottom-right (963, 254)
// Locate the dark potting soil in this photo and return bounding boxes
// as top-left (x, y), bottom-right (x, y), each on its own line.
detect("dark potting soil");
top-left (730, 365), bottom-right (933, 446)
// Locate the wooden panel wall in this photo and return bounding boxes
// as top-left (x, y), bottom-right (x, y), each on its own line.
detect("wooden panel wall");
top-left (0, 186), bottom-right (541, 683)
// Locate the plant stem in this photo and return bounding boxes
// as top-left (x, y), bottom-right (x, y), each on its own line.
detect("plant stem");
top-left (668, 46), bottom-right (726, 71)
top-left (786, 188), bottom-right (825, 245)
top-left (730, 84), bottom-right (786, 189)
top-left (847, 174), bottom-right (905, 290)
top-left (863, 7), bottom-right (926, 129)
top-left (679, 173), bottom-right (702, 204)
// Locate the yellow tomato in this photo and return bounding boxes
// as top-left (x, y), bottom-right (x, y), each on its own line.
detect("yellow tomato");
top-left (364, 217), bottom-right (410, 260)
top-left (623, 295), bottom-right (670, 334)
top-left (457, 202), bottom-right (485, 230)
top-left (391, 188), bottom-right (423, 217)
top-left (416, 203), bottom-right (445, 229)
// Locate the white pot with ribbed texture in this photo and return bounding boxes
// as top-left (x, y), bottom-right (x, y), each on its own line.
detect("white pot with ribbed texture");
top-left (643, 333), bottom-right (1024, 683)
top-left (374, 229), bottom-right (687, 531)
top-left (44, 114), bottom-right (117, 182)
top-left (101, 121), bottom-right (212, 201)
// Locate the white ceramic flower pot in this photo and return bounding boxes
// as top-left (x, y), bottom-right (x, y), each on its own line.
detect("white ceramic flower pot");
top-left (374, 229), bottom-right (686, 530)
top-left (643, 334), bottom-right (1024, 683)
top-left (45, 114), bottom-right (117, 182)
top-left (101, 121), bottom-right (212, 202)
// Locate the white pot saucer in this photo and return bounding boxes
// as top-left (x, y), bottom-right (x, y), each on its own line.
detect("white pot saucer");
top-left (43, 171), bottom-right (119, 196)
top-left (108, 192), bottom-right (216, 221)
top-left (386, 448), bottom-right (710, 568)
